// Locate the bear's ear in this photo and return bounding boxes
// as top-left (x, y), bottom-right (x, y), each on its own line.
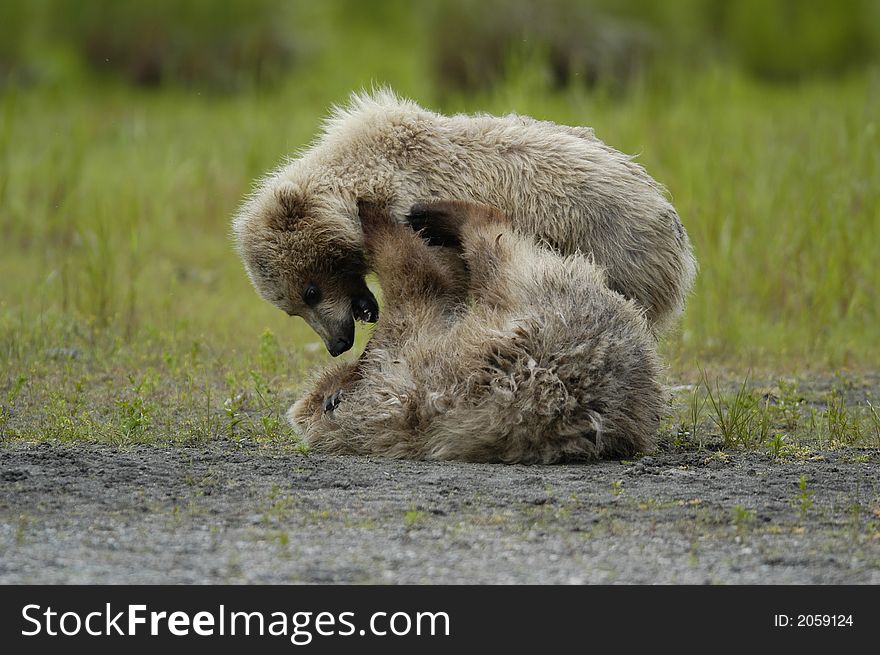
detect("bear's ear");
top-left (269, 181), bottom-right (305, 231)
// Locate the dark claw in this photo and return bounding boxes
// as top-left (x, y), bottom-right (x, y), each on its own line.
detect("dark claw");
top-left (353, 304), bottom-right (374, 322)
top-left (323, 390), bottom-right (343, 413)
top-left (352, 295), bottom-right (379, 323)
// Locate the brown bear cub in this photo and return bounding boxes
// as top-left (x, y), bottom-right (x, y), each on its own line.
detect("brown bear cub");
top-left (290, 201), bottom-right (665, 463)
top-left (233, 90), bottom-right (696, 356)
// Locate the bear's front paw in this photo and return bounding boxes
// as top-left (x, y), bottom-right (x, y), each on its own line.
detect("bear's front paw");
top-left (352, 295), bottom-right (379, 323)
top-left (322, 389), bottom-right (343, 413)
top-left (406, 201), bottom-right (463, 247)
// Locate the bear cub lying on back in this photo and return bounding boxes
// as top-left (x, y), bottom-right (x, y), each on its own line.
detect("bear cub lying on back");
top-left (290, 201), bottom-right (666, 463)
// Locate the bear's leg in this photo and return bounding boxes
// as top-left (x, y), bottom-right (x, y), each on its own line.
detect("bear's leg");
top-left (406, 200), bottom-right (509, 248)
top-left (408, 201), bottom-right (531, 311)
top-left (458, 222), bottom-right (527, 311)
top-left (358, 200), bottom-right (461, 313)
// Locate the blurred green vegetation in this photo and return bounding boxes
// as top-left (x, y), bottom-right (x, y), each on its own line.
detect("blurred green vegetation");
top-left (0, 0), bottom-right (879, 445)
top-left (2, 0), bottom-right (879, 90)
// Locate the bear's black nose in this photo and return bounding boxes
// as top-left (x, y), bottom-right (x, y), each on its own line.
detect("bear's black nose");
top-left (327, 337), bottom-right (352, 357)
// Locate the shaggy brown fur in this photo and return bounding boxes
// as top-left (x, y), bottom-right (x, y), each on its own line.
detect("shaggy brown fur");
top-left (290, 201), bottom-right (666, 463)
top-left (233, 89), bottom-right (697, 355)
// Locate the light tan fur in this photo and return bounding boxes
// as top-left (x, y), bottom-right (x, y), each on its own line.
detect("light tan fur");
top-left (233, 89), bottom-right (696, 354)
top-left (290, 201), bottom-right (666, 463)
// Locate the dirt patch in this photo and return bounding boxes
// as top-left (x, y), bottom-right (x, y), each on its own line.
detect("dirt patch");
top-left (1, 440), bottom-right (878, 583)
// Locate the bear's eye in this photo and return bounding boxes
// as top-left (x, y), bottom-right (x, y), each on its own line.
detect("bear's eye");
top-left (303, 284), bottom-right (321, 307)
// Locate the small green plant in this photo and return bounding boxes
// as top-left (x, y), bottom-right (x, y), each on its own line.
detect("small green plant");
top-left (223, 394), bottom-right (244, 439)
top-left (404, 508), bottom-right (425, 527)
top-left (7, 374), bottom-right (27, 403)
top-left (250, 370), bottom-right (272, 404)
top-left (257, 329), bottom-right (282, 373)
top-left (767, 433), bottom-right (787, 458)
top-left (249, 369), bottom-right (286, 440)
top-left (773, 379), bottom-right (803, 431)
top-left (676, 382), bottom-right (709, 448)
top-left (703, 372), bottom-right (771, 449)
top-left (188, 379), bottom-right (220, 442)
top-left (115, 374), bottom-right (156, 440)
top-left (116, 395), bottom-right (152, 439)
top-left (44, 393), bottom-right (76, 440)
top-left (806, 406), bottom-right (821, 442)
top-left (795, 475), bottom-right (815, 516)
top-left (610, 480), bottom-right (623, 496)
top-left (259, 414), bottom-right (282, 439)
top-left (824, 390), bottom-right (856, 446)
top-left (731, 504), bottom-right (756, 528)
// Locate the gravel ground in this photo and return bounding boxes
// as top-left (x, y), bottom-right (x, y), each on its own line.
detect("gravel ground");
top-left (1, 440), bottom-right (878, 584)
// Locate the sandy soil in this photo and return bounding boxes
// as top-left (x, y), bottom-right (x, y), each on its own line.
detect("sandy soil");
top-left (2, 439), bottom-right (878, 584)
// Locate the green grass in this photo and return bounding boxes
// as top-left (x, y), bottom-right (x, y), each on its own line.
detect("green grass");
top-left (1, 29), bottom-right (878, 446)
top-left (665, 372), bottom-right (880, 453)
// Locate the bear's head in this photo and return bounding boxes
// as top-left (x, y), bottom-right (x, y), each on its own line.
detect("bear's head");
top-left (233, 177), bottom-right (379, 357)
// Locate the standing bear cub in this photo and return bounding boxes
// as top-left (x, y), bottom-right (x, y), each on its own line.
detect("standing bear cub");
top-left (290, 201), bottom-right (666, 463)
top-left (233, 89), bottom-right (696, 355)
